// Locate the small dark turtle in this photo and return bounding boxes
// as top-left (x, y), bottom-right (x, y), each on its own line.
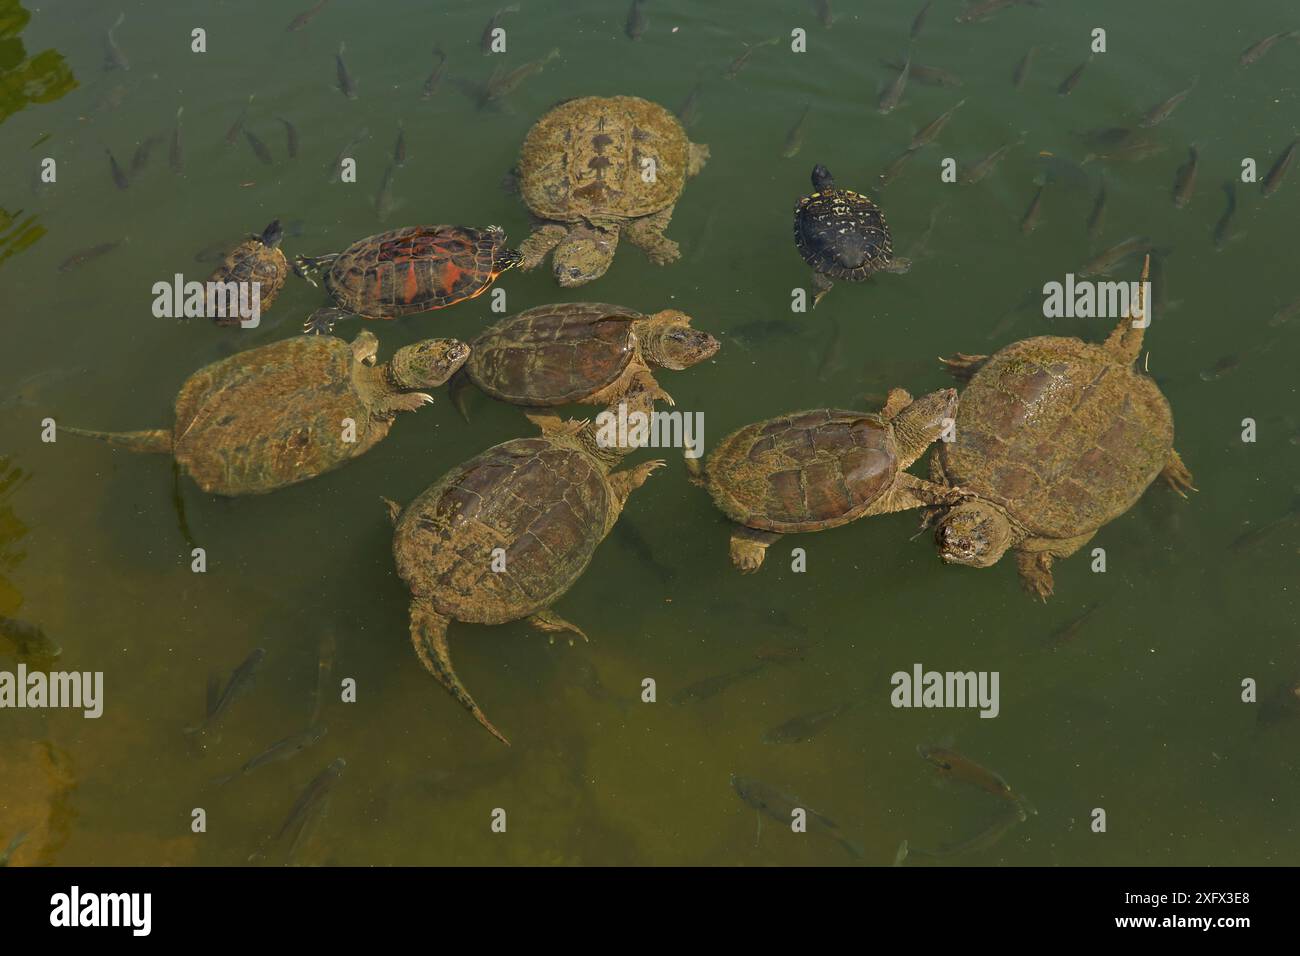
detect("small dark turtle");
top-left (794, 164), bottom-right (910, 307)
top-left (386, 415), bottom-right (664, 744)
top-left (65, 332), bottom-right (469, 496)
top-left (293, 224), bottom-right (520, 334)
top-left (687, 388), bottom-right (965, 572)
top-left (451, 302), bottom-right (719, 418)
top-left (206, 220), bottom-right (289, 326)
top-left (931, 257), bottom-right (1195, 600)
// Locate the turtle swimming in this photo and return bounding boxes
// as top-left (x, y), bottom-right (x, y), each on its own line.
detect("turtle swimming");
top-left (65, 332), bottom-right (469, 496)
top-left (687, 388), bottom-right (966, 572)
top-left (450, 302), bottom-right (720, 418)
top-left (930, 256), bottom-right (1195, 600)
top-left (206, 220), bottom-right (290, 325)
top-left (513, 95), bottom-right (709, 286)
top-left (293, 224), bottom-right (520, 334)
top-left (387, 414), bottom-right (663, 744)
top-left (795, 164), bottom-right (910, 307)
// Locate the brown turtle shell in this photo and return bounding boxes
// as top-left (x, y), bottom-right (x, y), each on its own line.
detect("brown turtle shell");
top-left (518, 95), bottom-right (689, 223)
top-left (936, 335), bottom-right (1175, 539)
top-left (467, 303), bottom-right (640, 406)
top-left (171, 337), bottom-right (378, 495)
top-left (207, 238), bottom-right (288, 324)
top-left (793, 188), bottom-right (896, 281)
top-left (324, 225), bottom-right (510, 318)
top-left (704, 409), bottom-right (900, 532)
top-left (393, 436), bottom-right (612, 624)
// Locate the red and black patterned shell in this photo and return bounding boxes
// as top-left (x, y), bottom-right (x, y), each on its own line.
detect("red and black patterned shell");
top-left (393, 437), bottom-right (613, 624)
top-left (468, 303), bottom-right (639, 405)
top-left (793, 188), bottom-right (895, 280)
top-left (704, 409), bottom-right (900, 532)
top-left (324, 225), bottom-right (511, 317)
top-left (936, 336), bottom-right (1175, 539)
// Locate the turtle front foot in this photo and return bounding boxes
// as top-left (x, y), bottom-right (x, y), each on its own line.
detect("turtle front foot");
top-left (528, 610), bottom-right (589, 646)
top-left (1162, 449), bottom-right (1197, 498)
top-left (303, 314), bottom-right (336, 336)
top-left (390, 392), bottom-right (435, 413)
top-left (729, 527), bottom-right (780, 573)
top-left (1015, 551), bottom-right (1056, 603)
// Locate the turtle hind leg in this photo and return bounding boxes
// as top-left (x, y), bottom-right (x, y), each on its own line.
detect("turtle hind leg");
top-left (730, 526), bottom-right (781, 573)
top-left (62, 426), bottom-right (173, 454)
top-left (939, 352), bottom-right (989, 382)
top-left (303, 307), bottom-right (351, 336)
top-left (1161, 448), bottom-right (1197, 497)
top-left (291, 253), bottom-right (339, 287)
top-left (527, 609), bottom-right (589, 646)
top-left (1014, 550), bottom-right (1056, 603)
top-left (624, 205), bottom-right (680, 266)
top-left (409, 601), bottom-right (510, 746)
top-left (811, 272), bottom-right (833, 308)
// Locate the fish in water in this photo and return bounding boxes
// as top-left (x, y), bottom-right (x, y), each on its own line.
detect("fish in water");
top-left (130, 135), bottom-right (162, 176)
top-left (677, 81), bottom-right (704, 127)
top-left (251, 757), bottom-right (347, 862)
top-left (918, 745), bottom-right (1035, 814)
top-left (1085, 176), bottom-right (1108, 238)
top-left (213, 725), bottom-right (328, 786)
top-left (336, 42), bottom-right (357, 99)
top-left (1213, 181), bottom-right (1238, 250)
top-left (1020, 185), bottom-right (1045, 234)
top-left (104, 12), bottom-right (128, 71)
top-left (1012, 46), bottom-right (1035, 87)
top-left (1139, 80), bottom-right (1196, 128)
top-left (481, 5), bottom-right (521, 54)
top-left (1058, 58), bottom-right (1091, 96)
top-left (0, 615), bottom-right (62, 663)
top-left (1080, 235), bottom-right (1150, 276)
top-left (883, 59), bottom-right (963, 87)
top-left (1262, 139), bottom-right (1297, 198)
top-left (105, 148), bottom-right (129, 189)
top-left (955, 0), bottom-right (1040, 24)
top-left (753, 640), bottom-right (816, 665)
top-left (896, 805), bottom-right (1025, 863)
top-left (310, 630), bottom-right (336, 725)
top-left (725, 38), bottom-right (779, 80)
top-left (0, 831), bottom-right (29, 867)
top-left (729, 318), bottom-right (802, 349)
top-left (670, 664), bottom-right (765, 705)
top-left (625, 0), bottom-right (647, 40)
top-left (1172, 146), bottom-right (1198, 208)
top-left (375, 163), bottom-right (397, 221)
top-left (287, 0), bottom-right (328, 32)
top-left (781, 104), bottom-right (811, 158)
top-left (910, 99), bottom-right (966, 150)
top-left (1048, 602), bottom-right (1100, 648)
top-left (878, 53), bottom-right (910, 114)
top-left (879, 146), bottom-right (920, 186)
top-left (730, 774), bottom-right (862, 859)
top-left (1230, 500), bottom-right (1300, 553)
top-left (1268, 294), bottom-right (1300, 328)
top-left (278, 117), bottom-right (298, 159)
top-left (962, 139), bottom-right (1020, 184)
top-left (1199, 354), bottom-right (1240, 382)
top-left (59, 240), bottom-right (122, 272)
top-left (184, 648), bottom-right (267, 753)
top-left (327, 127), bottom-right (369, 183)
top-left (170, 107), bottom-right (184, 173)
top-left (422, 46), bottom-right (447, 98)
top-left (393, 123), bottom-right (406, 167)
top-left (1084, 138), bottom-right (1167, 164)
top-left (762, 702), bottom-right (854, 744)
top-left (225, 95), bottom-right (254, 146)
top-left (484, 48), bottom-right (560, 104)
top-left (1239, 30), bottom-right (1300, 67)
top-left (911, 0), bottom-right (932, 39)
top-left (613, 519), bottom-right (676, 585)
top-left (810, 0), bottom-right (833, 28)
top-left (244, 128), bottom-right (273, 165)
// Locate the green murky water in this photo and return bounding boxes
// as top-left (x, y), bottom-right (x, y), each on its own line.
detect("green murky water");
top-left (0, 0), bottom-right (1297, 866)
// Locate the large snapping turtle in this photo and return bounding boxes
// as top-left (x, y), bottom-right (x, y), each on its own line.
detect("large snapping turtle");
top-left (65, 332), bottom-right (468, 496)
top-left (930, 257), bottom-right (1194, 600)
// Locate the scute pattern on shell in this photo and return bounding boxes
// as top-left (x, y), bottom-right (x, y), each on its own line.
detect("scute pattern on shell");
top-left (705, 409), bottom-right (898, 532)
top-left (519, 95), bottom-right (689, 222)
top-left (393, 437), bottom-right (612, 624)
top-left (208, 239), bottom-right (288, 322)
top-left (794, 188), bottom-right (895, 280)
top-left (939, 336), bottom-right (1175, 539)
top-left (325, 225), bottom-right (506, 317)
top-left (469, 303), bottom-right (640, 405)
top-left (171, 337), bottom-right (373, 495)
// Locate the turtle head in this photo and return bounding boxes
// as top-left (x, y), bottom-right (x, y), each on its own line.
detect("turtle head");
top-left (935, 501), bottom-right (1013, 568)
top-left (258, 220), bottom-right (284, 248)
top-left (390, 339), bottom-right (471, 388)
top-left (641, 311), bottom-right (720, 370)
top-left (553, 224), bottom-right (618, 287)
top-left (889, 387), bottom-right (957, 466)
top-left (811, 164), bottom-right (835, 191)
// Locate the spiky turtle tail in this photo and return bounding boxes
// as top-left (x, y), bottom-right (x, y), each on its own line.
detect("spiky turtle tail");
top-left (409, 601), bottom-right (510, 746)
top-left (63, 427), bottom-right (172, 455)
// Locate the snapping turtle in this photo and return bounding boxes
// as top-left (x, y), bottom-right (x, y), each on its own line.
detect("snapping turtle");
top-left (206, 220), bottom-right (289, 325)
top-left (293, 225), bottom-right (520, 334)
top-left (795, 164), bottom-right (909, 307)
top-left (930, 257), bottom-right (1194, 600)
top-left (65, 332), bottom-right (469, 496)
top-left (386, 415), bottom-right (663, 744)
top-left (687, 388), bottom-right (966, 572)
top-left (514, 95), bottom-right (709, 286)
top-left (450, 302), bottom-right (719, 418)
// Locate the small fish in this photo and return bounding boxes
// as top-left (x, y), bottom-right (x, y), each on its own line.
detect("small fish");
top-left (1020, 184), bottom-right (1045, 234)
top-left (484, 48), bottom-right (559, 103)
top-left (1139, 80), bottom-right (1196, 127)
top-left (811, 0), bottom-right (833, 28)
top-left (310, 630), bottom-right (336, 725)
top-left (1080, 235), bottom-right (1151, 276)
top-left (1048, 602), bottom-right (1100, 647)
top-left (1086, 176), bottom-right (1108, 238)
top-left (878, 53), bottom-right (911, 114)
top-left (327, 127), bottom-right (369, 183)
top-left (725, 37), bottom-right (779, 80)
top-left (955, 0), bottom-right (1039, 24)
top-left (911, 1), bottom-right (932, 39)
top-left (918, 745), bottom-right (1033, 813)
top-left (130, 135), bottom-right (162, 176)
top-left (244, 128), bottom-right (273, 165)
top-left (336, 42), bottom-right (356, 99)
top-left (481, 5), bottom-right (521, 55)
top-left (613, 520), bottom-right (675, 585)
top-left (287, 0), bottom-right (328, 32)
top-left (104, 12), bottom-right (129, 71)
top-left (898, 806), bottom-right (1025, 862)
top-left (1058, 57), bottom-right (1091, 96)
top-left (0, 831), bottom-right (29, 867)
top-left (676, 81), bottom-right (704, 127)
top-left (883, 59), bottom-right (963, 87)
top-left (762, 702), bottom-right (854, 744)
top-left (374, 162), bottom-right (397, 221)
top-left (278, 117), bottom-right (298, 159)
top-left (421, 46), bottom-right (447, 98)
top-left (781, 104), bottom-right (811, 158)
top-left (963, 139), bottom-right (1020, 184)
top-left (730, 775), bottom-right (862, 859)
top-left (879, 146), bottom-right (920, 186)
top-left (0, 615), bottom-right (62, 663)
top-left (1199, 354), bottom-right (1240, 382)
top-left (1084, 138), bottom-right (1166, 164)
top-left (393, 123), bottom-right (406, 167)
top-left (59, 240), bottom-right (121, 272)
top-left (753, 641), bottom-right (816, 665)
top-left (225, 95), bottom-right (254, 146)
top-left (251, 757), bottom-right (346, 862)
top-left (185, 648), bottom-right (267, 752)
top-left (105, 148), bottom-right (129, 189)
top-left (1239, 30), bottom-right (1300, 67)
top-left (1078, 126), bottom-right (1136, 148)
top-left (1213, 181), bottom-right (1238, 250)
top-left (1230, 501), bottom-right (1300, 552)
top-left (1012, 46), bottom-right (1035, 88)
top-left (729, 318), bottom-right (802, 349)
top-left (169, 107), bottom-right (184, 173)
top-left (1172, 146), bottom-right (1198, 208)
top-left (910, 99), bottom-right (966, 150)
top-left (625, 0), bottom-right (647, 40)
top-left (1268, 294), bottom-right (1300, 328)
top-left (670, 664), bottom-right (765, 705)
top-left (214, 725), bottom-right (328, 785)
top-left (1262, 139), bottom-right (1297, 198)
